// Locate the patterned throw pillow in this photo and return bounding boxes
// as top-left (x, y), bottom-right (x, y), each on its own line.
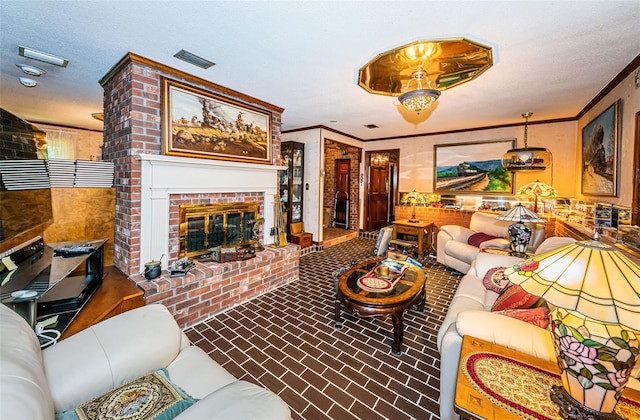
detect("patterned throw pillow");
top-left (495, 307), bottom-right (551, 328)
top-left (482, 267), bottom-right (510, 294)
top-left (55, 369), bottom-right (198, 420)
top-left (491, 283), bottom-right (540, 312)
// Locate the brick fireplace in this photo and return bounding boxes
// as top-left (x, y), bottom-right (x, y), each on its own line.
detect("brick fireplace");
top-left (100, 53), bottom-right (299, 327)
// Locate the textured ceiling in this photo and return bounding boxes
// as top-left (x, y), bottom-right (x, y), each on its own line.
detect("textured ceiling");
top-left (0, 1), bottom-right (638, 140)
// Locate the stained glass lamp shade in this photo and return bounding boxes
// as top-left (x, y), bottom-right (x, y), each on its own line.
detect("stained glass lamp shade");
top-left (504, 239), bottom-right (640, 418)
top-left (518, 180), bottom-right (557, 213)
top-left (400, 190), bottom-right (426, 223)
top-left (496, 204), bottom-right (546, 256)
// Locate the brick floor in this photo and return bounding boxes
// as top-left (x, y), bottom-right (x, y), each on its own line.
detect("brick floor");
top-left (185, 238), bottom-right (462, 419)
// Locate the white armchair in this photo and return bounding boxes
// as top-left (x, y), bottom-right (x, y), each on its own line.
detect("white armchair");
top-left (437, 211), bottom-right (545, 274)
top-left (0, 304), bottom-right (291, 419)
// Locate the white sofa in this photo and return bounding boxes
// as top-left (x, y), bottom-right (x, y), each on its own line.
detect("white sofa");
top-left (437, 237), bottom-right (580, 420)
top-left (0, 303), bottom-right (291, 419)
top-left (437, 211), bottom-right (546, 274)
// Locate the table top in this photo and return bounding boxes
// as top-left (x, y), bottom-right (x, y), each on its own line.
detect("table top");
top-left (392, 219), bottom-right (433, 228)
top-left (455, 336), bottom-right (640, 420)
top-left (338, 258), bottom-right (425, 307)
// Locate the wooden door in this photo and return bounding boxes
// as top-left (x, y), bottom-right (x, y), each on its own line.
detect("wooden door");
top-left (367, 155), bottom-right (390, 231)
top-left (334, 159), bottom-right (350, 228)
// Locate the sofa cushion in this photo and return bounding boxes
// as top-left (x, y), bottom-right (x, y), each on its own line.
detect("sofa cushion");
top-left (0, 305), bottom-right (55, 419)
top-left (491, 284), bottom-right (539, 311)
top-left (468, 232), bottom-right (500, 247)
top-left (495, 307), bottom-right (550, 328)
top-left (56, 368), bottom-right (197, 420)
top-left (166, 345), bottom-right (236, 399)
top-left (173, 380), bottom-right (292, 420)
top-left (444, 240), bottom-right (481, 264)
top-left (482, 266), bottom-right (510, 293)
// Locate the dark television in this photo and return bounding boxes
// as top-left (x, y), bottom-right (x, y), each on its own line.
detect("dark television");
top-left (0, 108), bottom-right (53, 255)
top-left (0, 176), bottom-right (54, 255)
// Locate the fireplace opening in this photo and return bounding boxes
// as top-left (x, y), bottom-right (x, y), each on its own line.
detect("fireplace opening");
top-left (179, 202), bottom-right (260, 258)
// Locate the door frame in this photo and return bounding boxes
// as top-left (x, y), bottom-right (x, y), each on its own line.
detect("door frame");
top-left (364, 149), bottom-right (400, 231)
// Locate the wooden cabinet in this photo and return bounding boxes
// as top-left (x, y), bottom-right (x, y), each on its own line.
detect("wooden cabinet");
top-left (279, 142), bottom-right (304, 239)
top-left (61, 266), bottom-right (144, 339)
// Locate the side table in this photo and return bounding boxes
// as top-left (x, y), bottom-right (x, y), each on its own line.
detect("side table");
top-left (392, 220), bottom-right (434, 257)
top-left (455, 336), bottom-right (640, 420)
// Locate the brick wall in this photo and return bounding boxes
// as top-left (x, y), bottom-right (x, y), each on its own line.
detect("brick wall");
top-left (100, 53), bottom-right (284, 276)
top-left (323, 140), bottom-right (360, 230)
top-left (0, 108), bottom-right (42, 159)
top-left (394, 206), bottom-right (474, 230)
top-left (131, 245), bottom-right (299, 328)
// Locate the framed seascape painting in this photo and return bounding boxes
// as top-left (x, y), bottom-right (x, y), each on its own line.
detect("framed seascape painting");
top-left (581, 100), bottom-right (620, 196)
top-left (434, 139), bottom-right (515, 194)
top-left (162, 78), bottom-right (272, 164)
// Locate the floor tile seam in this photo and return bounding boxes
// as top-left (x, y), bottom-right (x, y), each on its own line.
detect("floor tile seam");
top-left (276, 383), bottom-right (312, 414)
top-left (375, 390), bottom-right (429, 420)
top-left (299, 392), bottom-right (340, 417)
top-left (390, 392), bottom-right (435, 419)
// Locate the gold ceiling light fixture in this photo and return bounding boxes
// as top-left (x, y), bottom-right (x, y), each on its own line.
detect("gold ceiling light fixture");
top-left (91, 113), bottom-right (104, 121)
top-left (357, 37), bottom-right (493, 114)
top-left (397, 65), bottom-right (440, 114)
top-left (502, 112), bottom-right (552, 171)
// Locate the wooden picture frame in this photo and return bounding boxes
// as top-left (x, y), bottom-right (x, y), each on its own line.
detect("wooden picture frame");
top-left (162, 78), bottom-right (272, 164)
top-left (434, 139), bottom-right (515, 194)
top-left (581, 100), bottom-right (620, 196)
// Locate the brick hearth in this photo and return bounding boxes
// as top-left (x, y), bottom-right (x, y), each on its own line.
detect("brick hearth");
top-left (131, 245), bottom-right (299, 327)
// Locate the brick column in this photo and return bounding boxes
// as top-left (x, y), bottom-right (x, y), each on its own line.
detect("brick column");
top-left (100, 53), bottom-right (284, 276)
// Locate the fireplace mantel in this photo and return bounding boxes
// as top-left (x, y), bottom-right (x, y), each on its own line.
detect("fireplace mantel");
top-left (137, 153), bottom-right (285, 271)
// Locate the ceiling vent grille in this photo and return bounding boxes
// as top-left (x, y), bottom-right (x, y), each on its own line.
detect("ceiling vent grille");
top-left (173, 49), bottom-right (216, 69)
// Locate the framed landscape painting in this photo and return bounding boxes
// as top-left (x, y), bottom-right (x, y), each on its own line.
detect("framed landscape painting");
top-left (434, 139), bottom-right (515, 194)
top-left (581, 100), bottom-right (620, 196)
top-left (162, 78), bottom-right (272, 164)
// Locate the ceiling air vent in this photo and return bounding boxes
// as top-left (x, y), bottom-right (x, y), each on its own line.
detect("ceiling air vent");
top-left (364, 124), bottom-right (379, 129)
top-left (173, 49), bottom-right (216, 69)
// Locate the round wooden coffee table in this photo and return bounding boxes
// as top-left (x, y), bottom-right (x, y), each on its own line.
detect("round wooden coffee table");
top-left (334, 258), bottom-right (426, 355)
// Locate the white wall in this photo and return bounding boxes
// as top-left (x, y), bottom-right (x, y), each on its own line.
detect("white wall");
top-left (283, 129), bottom-right (366, 241)
top-left (282, 129), bottom-right (322, 240)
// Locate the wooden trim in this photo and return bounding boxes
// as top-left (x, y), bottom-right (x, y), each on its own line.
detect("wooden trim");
top-left (99, 52), bottom-right (284, 114)
top-left (363, 118), bottom-right (576, 141)
top-left (284, 55), bottom-right (640, 143)
top-left (282, 124), bottom-right (363, 141)
top-left (576, 54), bottom-right (640, 120)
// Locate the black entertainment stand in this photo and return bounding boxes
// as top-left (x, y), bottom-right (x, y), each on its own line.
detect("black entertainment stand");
top-left (1, 238), bottom-right (107, 335)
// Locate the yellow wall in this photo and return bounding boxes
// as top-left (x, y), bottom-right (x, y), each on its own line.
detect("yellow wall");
top-left (364, 120), bottom-right (578, 198)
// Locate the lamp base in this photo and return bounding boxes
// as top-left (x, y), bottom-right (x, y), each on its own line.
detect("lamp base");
top-left (407, 218), bottom-right (420, 223)
top-left (550, 385), bottom-right (621, 420)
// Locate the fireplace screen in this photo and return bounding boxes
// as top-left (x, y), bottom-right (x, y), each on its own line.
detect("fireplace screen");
top-left (179, 202), bottom-right (259, 258)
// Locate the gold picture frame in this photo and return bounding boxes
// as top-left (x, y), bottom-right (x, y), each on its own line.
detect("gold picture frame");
top-left (162, 78), bottom-right (272, 164)
top-left (581, 99), bottom-right (620, 196)
top-left (434, 139), bottom-right (515, 194)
